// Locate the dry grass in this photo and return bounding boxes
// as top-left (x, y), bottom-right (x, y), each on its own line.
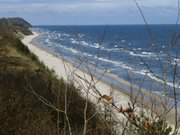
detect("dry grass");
top-left (0, 36), bottom-right (114, 135)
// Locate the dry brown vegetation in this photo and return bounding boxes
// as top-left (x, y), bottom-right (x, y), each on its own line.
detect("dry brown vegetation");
top-left (0, 32), bottom-right (113, 135)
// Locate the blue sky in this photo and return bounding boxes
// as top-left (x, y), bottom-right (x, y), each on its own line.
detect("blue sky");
top-left (0, 0), bottom-right (179, 25)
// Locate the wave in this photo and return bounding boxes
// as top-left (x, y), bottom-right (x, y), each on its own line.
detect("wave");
top-left (93, 43), bottom-right (101, 48)
top-left (93, 56), bottom-right (180, 89)
top-left (121, 39), bottom-right (126, 43)
top-left (67, 37), bottom-right (161, 59)
top-left (40, 31), bottom-right (180, 90)
top-left (47, 34), bottom-right (156, 60)
top-left (135, 69), bottom-right (180, 89)
top-left (133, 48), bottom-right (142, 51)
top-left (70, 38), bottom-right (79, 44)
top-left (80, 41), bottom-right (89, 46)
top-left (94, 56), bottom-right (137, 71)
top-left (62, 33), bottom-right (70, 37)
top-left (52, 43), bottom-right (80, 54)
top-left (129, 51), bottom-right (156, 58)
top-left (45, 32), bottom-right (70, 41)
top-left (77, 33), bottom-right (85, 38)
top-left (52, 42), bottom-right (97, 59)
top-left (173, 58), bottom-right (180, 66)
top-left (69, 38), bottom-right (103, 49)
top-left (45, 39), bottom-right (50, 43)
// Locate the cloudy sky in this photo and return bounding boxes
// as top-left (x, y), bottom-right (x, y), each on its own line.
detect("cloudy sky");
top-left (0, 0), bottom-right (179, 25)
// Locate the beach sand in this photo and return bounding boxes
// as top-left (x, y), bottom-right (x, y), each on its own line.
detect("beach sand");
top-left (22, 32), bottom-right (177, 131)
top-left (22, 32), bottom-right (131, 118)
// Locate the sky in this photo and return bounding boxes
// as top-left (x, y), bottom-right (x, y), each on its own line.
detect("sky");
top-left (0, 0), bottom-right (179, 25)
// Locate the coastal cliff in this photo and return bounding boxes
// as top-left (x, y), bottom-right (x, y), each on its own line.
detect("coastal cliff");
top-left (0, 17), bottom-right (174, 135)
top-left (0, 18), bottom-right (112, 135)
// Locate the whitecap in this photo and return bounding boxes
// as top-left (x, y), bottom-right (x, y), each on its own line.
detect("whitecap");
top-left (83, 52), bottom-right (93, 57)
top-left (93, 56), bottom-right (133, 71)
top-left (71, 38), bottom-right (79, 44)
top-left (162, 45), bottom-right (166, 48)
top-left (58, 33), bottom-right (61, 38)
top-left (93, 55), bottom-right (180, 89)
top-left (80, 41), bottom-right (89, 46)
top-left (121, 40), bottom-right (126, 43)
top-left (53, 43), bottom-right (80, 54)
top-left (142, 51), bottom-right (153, 55)
top-left (68, 48), bottom-right (79, 54)
top-left (62, 33), bottom-right (70, 37)
top-left (135, 69), bottom-right (180, 89)
top-left (129, 51), bottom-right (156, 58)
top-left (78, 33), bottom-right (85, 38)
top-left (129, 51), bottom-right (148, 57)
top-left (172, 58), bottom-right (180, 66)
top-left (93, 43), bottom-right (100, 48)
top-left (45, 39), bottom-right (50, 43)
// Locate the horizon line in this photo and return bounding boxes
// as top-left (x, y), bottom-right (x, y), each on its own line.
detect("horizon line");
top-left (33, 24), bottom-right (180, 26)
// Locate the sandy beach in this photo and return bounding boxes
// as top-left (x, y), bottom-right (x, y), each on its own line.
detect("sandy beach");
top-left (22, 32), bottom-right (132, 120)
top-left (21, 32), bottom-right (179, 130)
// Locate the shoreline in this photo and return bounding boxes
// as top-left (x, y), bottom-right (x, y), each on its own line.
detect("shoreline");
top-left (22, 32), bottom-right (131, 106)
top-left (31, 32), bottom-right (180, 104)
top-left (29, 33), bottom-right (166, 101)
top-left (22, 32), bottom-right (178, 125)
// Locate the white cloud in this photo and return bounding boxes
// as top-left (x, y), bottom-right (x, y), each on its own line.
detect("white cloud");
top-left (0, 0), bottom-right (178, 24)
top-left (138, 0), bottom-right (177, 8)
top-left (0, 2), bottom-right (132, 14)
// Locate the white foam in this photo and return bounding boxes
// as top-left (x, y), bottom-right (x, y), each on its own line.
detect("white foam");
top-left (142, 51), bottom-right (153, 55)
top-left (43, 32), bottom-right (180, 89)
top-left (62, 33), bottom-right (70, 37)
top-left (129, 51), bottom-right (156, 58)
top-left (174, 58), bottom-right (180, 63)
top-left (93, 43), bottom-right (100, 48)
top-left (70, 39), bottom-right (102, 49)
top-left (132, 48), bottom-right (142, 51)
top-left (102, 48), bottom-right (122, 52)
top-left (45, 39), bottom-right (50, 43)
top-left (54, 43), bottom-right (80, 54)
top-left (53, 43), bottom-right (96, 58)
top-left (121, 39), bottom-right (126, 43)
top-left (83, 52), bottom-right (93, 57)
top-left (135, 69), bottom-right (180, 89)
top-left (71, 38), bottom-right (79, 44)
top-left (94, 56), bottom-right (180, 89)
top-left (80, 41), bottom-right (89, 46)
top-left (94, 56), bottom-right (134, 71)
top-left (58, 33), bottom-right (61, 38)
top-left (77, 33), bottom-right (85, 38)
top-left (172, 58), bottom-right (180, 66)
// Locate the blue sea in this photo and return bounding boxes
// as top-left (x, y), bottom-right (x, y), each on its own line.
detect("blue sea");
top-left (32, 25), bottom-right (180, 101)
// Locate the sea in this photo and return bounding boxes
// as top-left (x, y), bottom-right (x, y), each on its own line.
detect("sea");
top-left (32, 25), bottom-right (180, 102)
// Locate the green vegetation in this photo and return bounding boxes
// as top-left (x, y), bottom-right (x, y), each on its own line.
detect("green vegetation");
top-left (0, 18), bottom-right (113, 135)
top-left (0, 17), bottom-right (32, 38)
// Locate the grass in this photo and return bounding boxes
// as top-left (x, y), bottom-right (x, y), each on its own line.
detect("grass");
top-left (0, 35), bottom-right (114, 135)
